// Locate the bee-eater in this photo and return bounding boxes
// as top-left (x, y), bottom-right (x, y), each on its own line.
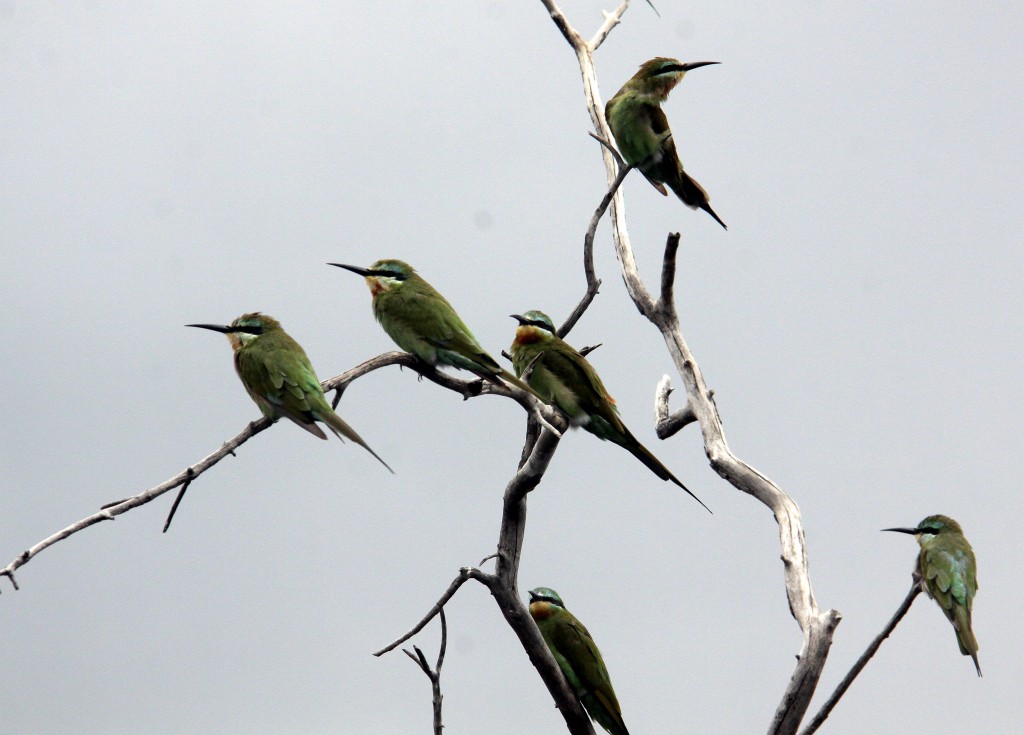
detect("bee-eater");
top-left (509, 311), bottom-right (708, 511)
top-left (330, 259), bottom-right (540, 398)
top-left (884, 515), bottom-right (980, 676)
top-left (605, 57), bottom-right (727, 229)
top-left (187, 312), bottom-right (392, 471)
top-left (528, 587), bottom-right (630, 735)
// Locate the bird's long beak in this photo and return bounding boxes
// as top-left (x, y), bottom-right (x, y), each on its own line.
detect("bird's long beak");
top-left (680, 61), bottom-right (720, 72)
top-left (186, 323), bottom-right (235, 334)
top-left (510, 314), bottom-right (528, 325)
top-left (882, 527), bottom-right (920, 535)
top-left (527, 589), bottom-right (541, 602)
top-left (328, 262), bottom-right (373, 277)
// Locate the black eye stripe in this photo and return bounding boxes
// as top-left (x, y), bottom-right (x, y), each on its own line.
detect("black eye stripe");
top-left (235, 325), bottom-right (263, 335)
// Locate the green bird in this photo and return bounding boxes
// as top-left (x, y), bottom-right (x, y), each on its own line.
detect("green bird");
top-left (509, 311), bottom-right (708, 511)
top-left (528, 587), bottom-right (630, 735)
top-left (884, 515), bottom-right (981, 676)
top-left (605, 56), bottom-right (726, 229)
top-left (330, 259), bottom-right (540, 398)
top-left (187, 312), bottom-right (392, 471)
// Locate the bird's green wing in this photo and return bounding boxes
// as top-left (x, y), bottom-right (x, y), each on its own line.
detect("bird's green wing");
top-left (539, 341), bottom-right (624, 428)
top-left (377, 285), bottom-right (499, 373)
top-left (240, 338), bottom-right (329, 439)
top-left (550, 614), bottom-right (627, 735)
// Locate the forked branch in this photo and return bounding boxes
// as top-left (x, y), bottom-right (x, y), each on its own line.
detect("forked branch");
top-left (800, 581), bottom-right (922, 734)
top-left (541, 2), bottom-right (840, 732)
top-left (0, 352), bottom-right (558, 591)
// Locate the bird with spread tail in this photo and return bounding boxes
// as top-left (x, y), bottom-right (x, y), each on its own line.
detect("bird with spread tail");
top-left (187, 312), bottom-right (392, 471)
top-left (330, 259), bottom-right (540, 398)
top-left (529, 587), bottom-right (630, 735)
top-left (884, 515), bottom-right (981, 676)
top-left (509, 310), bottom-right (708, 511)
top-left (605, 56), bottom-right (726, 229)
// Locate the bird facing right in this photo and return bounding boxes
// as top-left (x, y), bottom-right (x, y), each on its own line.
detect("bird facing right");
top-left (605, 56), bottom-right (727, 229)
top-left (884, 514), bottom-right (981, 676)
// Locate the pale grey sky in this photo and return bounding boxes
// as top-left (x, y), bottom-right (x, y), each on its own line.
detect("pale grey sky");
top-left (2, 1), bottom-right (1021, 733)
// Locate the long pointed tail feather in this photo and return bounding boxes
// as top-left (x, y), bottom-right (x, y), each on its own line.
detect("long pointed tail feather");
top-left (614, 427), bottom-right (711, 513)
top-left (668, 171), bottom-right (727, 230)
top-left (321, 410), bottom-right (394, 473)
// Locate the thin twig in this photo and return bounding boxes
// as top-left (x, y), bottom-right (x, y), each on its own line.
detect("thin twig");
top-left (559, 159), bottom-right (631, 338)
top-left (374, 568), bottom-right (492, 657)
top-left (402, 609), bottom-right (448, 735)
top-left (162, 467), bottom-right (195, 533)
top-left (587, 1), bottom-right (631, 51)
top-left (799, 582), bottom-right (922, 735)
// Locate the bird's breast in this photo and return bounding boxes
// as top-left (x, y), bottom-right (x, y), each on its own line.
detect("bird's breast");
top-left (514, 326), bottom-right (545, 344)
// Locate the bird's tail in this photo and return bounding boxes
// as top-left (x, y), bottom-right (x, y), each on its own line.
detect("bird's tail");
top-left (955, 607), bottom-right (982, 676)
top-left (320, 409), bottom-right (395, 474)
top-left (668, 170), bottom-right (727, 230)
top-left (581, 691), bottom-right (630, 735)
top-left (606, 422), bottom-right (710, 513)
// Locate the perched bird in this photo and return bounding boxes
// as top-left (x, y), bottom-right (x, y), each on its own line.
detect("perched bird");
top-left (529, 587), bottom-right (630, 735)
top-left (330, 259), bottom-right (540, 398)
top-left (605, 56), bottom-right (726, 229)
top-left (884, 515), bottom-right (980, 676)
top-left (187, 312), bottom-right (392, 471)
top-left (509, 311), bottom-right (708, 511)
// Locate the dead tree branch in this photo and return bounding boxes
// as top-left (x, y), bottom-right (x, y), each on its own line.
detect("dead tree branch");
top-left (376, 415), bottom-right (594, 734)
top-left (541, 3), bottom-right (841, 732)
top-left (0, 352), bottom-right (559, 592)
top-left (800, 581), bottom-right (922, 735)
top-left (402, 609), bottom-right (448, 735)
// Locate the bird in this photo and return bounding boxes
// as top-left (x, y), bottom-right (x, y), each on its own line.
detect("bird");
top-left (884, 515), bottom-right (980, 676)
top-left (509, 310), bottom-right (708, 511)
top-left (605, 56), bottom-right (726, 229)
top-left (529, 587), bottom-right (630, 735)
top-left (187, 312), bottom-right (392, 471)
top-left (330, 259), bottom-right (541, 398)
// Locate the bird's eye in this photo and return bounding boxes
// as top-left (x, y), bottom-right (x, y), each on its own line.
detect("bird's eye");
top-left (237, 325), bottom-right (263, 335)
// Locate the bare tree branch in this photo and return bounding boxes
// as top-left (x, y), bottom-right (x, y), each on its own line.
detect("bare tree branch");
top-left (654, 375), bottom-right (696, 439)
top-left (376, 415), bottom-right (593, 733)
top-left (558, 158), bottom-right (631, 339)
top-left (588, 1), bottom-right (631, 51)
top-left (1, 351), bottom-right (560, 591)
top-left (375, 567), bottom-right (494, 657)
top-left (402, 608), bottom-right (448, 735)
top-left (541, 2), bottom-right (841, 730)
top-left (800, 581), bottom-right (922, 735)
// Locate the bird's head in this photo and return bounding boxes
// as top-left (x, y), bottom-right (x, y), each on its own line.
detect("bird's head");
top-left (510, 310), bottom-right (556, 344)
top-left (330, 259), bottom-right (415, 297)
top-left (630, 56), bottom-right (720, 101)
top-left (187, 312), bottom-right (280, 351)
top-left (527, 587), bottom-right (565, 620)
top-left (883, 514), bottom-right (962, 545)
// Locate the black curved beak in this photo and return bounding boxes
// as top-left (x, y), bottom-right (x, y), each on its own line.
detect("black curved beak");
top-left (510, 314), bottom-right (528, 325)
top-left (329, 262), bottom-right (373, 277)
top-left (186, 323), bottom-right (234, 334)
top-left (882, 527), bottom-right (920, 535)
top-left (680, 61), bottom-right (720, 72)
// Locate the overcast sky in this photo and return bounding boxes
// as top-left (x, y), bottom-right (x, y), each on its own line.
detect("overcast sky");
top-left (2, 1), bottom-right (1021, 733)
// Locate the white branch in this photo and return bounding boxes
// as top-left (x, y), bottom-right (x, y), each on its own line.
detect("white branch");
top-left (0, 352), bottom-right (560, 591)
top-left (588, 1), bottom-right (630, 51)
top-left (541, 3), bottom-right (841, 732)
